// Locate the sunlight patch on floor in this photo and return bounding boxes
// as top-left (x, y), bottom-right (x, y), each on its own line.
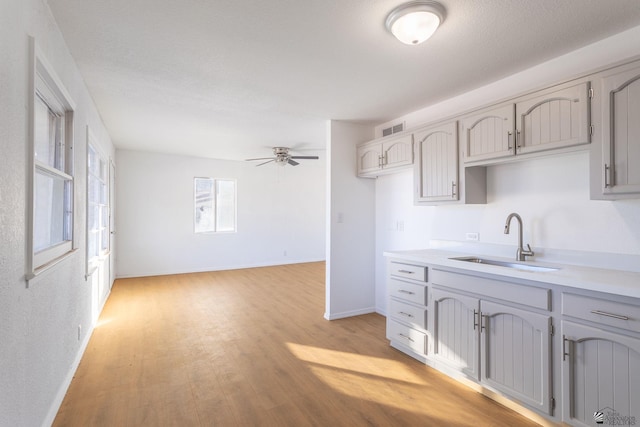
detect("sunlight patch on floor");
top-left (286, 342), bottom-right (427, 385)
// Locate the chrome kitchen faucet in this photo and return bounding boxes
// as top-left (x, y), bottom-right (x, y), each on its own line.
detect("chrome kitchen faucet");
top-left (504, 213), bottom-right (535, 261)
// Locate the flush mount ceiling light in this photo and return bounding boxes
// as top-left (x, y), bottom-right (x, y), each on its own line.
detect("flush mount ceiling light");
top-left (385, 1), bottom-right (446, 45)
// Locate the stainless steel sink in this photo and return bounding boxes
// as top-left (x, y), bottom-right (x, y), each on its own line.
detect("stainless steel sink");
top-left (450, 256), bottom-right (560, 272)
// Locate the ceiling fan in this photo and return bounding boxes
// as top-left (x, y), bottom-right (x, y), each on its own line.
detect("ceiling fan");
top-left (245, 147), bottom-right (319, 167)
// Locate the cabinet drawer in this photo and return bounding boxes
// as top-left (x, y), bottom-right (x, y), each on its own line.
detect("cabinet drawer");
top-left (562, 293), bottom-right (640, 333)
top-left (387, 319), bottom-right (427, 355)
top-left (389, 299), bottom-right (427, 330)
top-left (389, 262), bottom-right (427, 282)
top-left (431, 269), bottom-right (550, 310)
top-left (389, 278), bottom-right (427, 305)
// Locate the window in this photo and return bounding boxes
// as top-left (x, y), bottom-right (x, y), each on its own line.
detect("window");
top-left (29, 40), bottom-right (76, 276)
top-left (86, 139), bottom-right (109, 275)
top-left (194, 178), bottom-right (236, 233)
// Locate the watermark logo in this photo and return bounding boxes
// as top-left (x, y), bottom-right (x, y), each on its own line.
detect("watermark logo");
top-left (594, 407), bottom-right (636, 425)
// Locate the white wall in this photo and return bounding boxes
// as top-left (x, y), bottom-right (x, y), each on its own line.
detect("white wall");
top-left (116, 150), bottom-right (326, 277)
top-left (325, 121), bottom-right (376, 319)
top-left (0, 0), bottom-right (116, 425)
top-left (374, 25), bottom-right (640, 314)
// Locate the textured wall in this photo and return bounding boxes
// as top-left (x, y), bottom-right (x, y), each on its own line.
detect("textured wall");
top-left (0, 1), bottom-right (115, 425)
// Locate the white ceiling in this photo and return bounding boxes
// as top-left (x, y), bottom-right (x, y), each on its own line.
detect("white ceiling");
top-left (47, 0), bottom-right (640, 161)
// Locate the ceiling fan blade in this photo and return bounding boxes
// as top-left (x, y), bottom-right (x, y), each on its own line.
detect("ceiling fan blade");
top-left (256, 159), bottom-right (275, 167)
top-left (290, 156), bottom-right (319, 159)
top-left (246, 157), bottom-right (275, 161)
top-left (287, 159), bottom-right (300, 166)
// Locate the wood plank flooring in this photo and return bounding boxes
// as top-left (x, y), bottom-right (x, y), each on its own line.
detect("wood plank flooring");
top-left (54, 262), bottom-right (540, 426)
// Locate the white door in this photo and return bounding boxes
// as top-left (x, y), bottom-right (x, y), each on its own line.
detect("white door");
top-left (109, 160), bottom-right (115, 288)
top-left (461, 103), bottom-right (514, 163)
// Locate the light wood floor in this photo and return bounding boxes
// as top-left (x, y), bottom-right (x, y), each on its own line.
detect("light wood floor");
top-left (54, 262), bottom-right (539, 426)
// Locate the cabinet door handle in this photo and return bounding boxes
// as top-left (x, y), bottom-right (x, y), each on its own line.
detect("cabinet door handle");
top-left (398, 290), bottom-right (415, 295)
top-left (562, 335), bottom-right (570, 361)
top-left (507, 131), bottom-right (513, 150)
top-left (481, 314), bottom-right (488, 332)
top-left (397, 270), bottom-right (414, 274)
top-left (398, 311), bottom-right (414, 318)
top-left (516, 130), bottom-right (521, 148)
top-left (473, 309), bottom-right (479, 330)
top-left (604, 164), bottom-right (611, 188)
top-left (590, 310), bottom-right (630, 320)
top-left (398, 333), bottom-right (415, 342)
top-left (378, 155), bottom-right (383, 168)
top-left (451, 181), bottom-right (457, 198)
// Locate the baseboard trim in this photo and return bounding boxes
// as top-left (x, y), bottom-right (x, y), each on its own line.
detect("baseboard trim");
top-left (324, 306), bottom-right (376, 320)
top-left (115, 258), bottom-right (326, 279)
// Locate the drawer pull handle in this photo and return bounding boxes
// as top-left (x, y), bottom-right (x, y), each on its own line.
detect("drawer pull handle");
top-left (398, 333), bottom-right (414, 342)
top-left (398, 311), bottom-right (414, 318)
top-left (473, 309), bottom-right (479, 330)
top-left (397, 270), bottom-right (415, 274)
top-left (590, 310), bottom-right (630, 321)
top-left (398, 290), bottom-right (415, 295)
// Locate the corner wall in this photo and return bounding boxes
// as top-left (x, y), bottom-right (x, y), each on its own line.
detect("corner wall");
top-left (325, 121), bottom-right (376, 319)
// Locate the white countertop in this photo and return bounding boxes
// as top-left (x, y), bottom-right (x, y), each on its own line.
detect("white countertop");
top-left (384, 249), bottom-right (640, 299)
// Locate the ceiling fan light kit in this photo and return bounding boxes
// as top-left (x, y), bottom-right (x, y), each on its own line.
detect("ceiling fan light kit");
top-left (385, 1), bottom-right (446, 45)
top-left (245, 147), bottom-right (319, 167)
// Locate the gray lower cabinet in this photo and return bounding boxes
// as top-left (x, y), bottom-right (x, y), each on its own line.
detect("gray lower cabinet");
top-left (386, 261), bottom-right (428, 361)
top-left (561, 292), bottom-right (640, 426)
top-left (431, 287), bottom-right (552, 415)
top-left (431, 288), bottom-right (480, 379)
top-left (481, 300), bottom-right (552, 415)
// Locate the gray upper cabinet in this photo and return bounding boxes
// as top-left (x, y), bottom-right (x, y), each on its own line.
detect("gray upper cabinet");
top-left (413, 121), bottom-right (459, 203)
top-left (357, 133), bottom-right (413, 178)
top-left (593, 61), bottom-right (640, 198)
top-left (515, 82), bottom-right (591, 154)
top-left (462, 81), bottom-right (591, 165)
top-left (461, 103), bottom-right (514, 163)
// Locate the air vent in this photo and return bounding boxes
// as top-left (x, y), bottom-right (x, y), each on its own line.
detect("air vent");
top-left (382, 122), bottom-right (405, 137)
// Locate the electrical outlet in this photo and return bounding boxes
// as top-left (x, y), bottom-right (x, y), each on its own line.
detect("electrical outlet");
top-left (466, 232), bottom-right (479, 241)
top-left (283, 250), bottom-right (287, 256)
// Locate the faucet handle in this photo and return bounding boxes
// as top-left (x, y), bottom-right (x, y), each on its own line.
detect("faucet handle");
top-left (523, 244), bottom-right (535, 257)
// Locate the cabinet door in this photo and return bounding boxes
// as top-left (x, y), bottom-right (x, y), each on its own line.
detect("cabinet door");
top-left (481, 301), bottom-right (552, 415)
top-left (431, 288), bottom-right (480, 380)
top-left (601, 64), bottom-right (640, 195)
top-left (382, 134), bottom-right (413, 170)
top-left (461, 103), bottom-right (514, 163)
top-left (516, 81), bottom-right (591, 155)
top-left (414, 121), bottom-right (459, 202)
top-left (356, 143), bottom-right (382, 176)
top-left (562, 321), bottom-right (640, 427)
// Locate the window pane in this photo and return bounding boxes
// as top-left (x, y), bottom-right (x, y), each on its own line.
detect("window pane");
top-left (34, 95), bottom-right (64, 171)
top-left (195, 178), bottom-right (215, 233)
top-left (216, 180), bottom-right (236, 232)
top-left (34, 170), bottom-right (68, 252)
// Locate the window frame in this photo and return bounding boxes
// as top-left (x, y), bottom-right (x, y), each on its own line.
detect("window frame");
top-left (194, 177), bottom-right (237, 234)
top-left (27, 38), bottom-right (77, 279)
